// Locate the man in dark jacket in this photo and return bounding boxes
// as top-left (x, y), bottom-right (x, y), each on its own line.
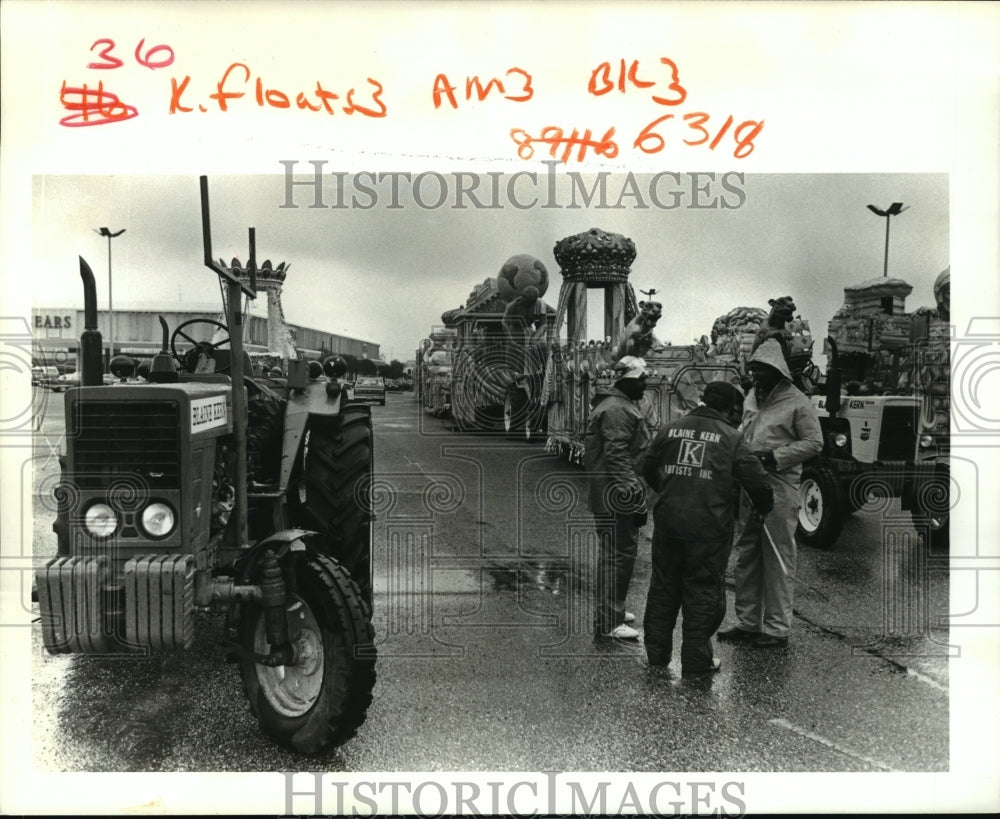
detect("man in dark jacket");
top-left (585, 356), bottom-right (651, 640)
top-left (641, 381), bottom-right (774, 673)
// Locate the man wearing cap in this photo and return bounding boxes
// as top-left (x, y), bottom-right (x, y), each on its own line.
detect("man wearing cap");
top-left (641, 381), bottom-right (774, 673)
top-left (585, 355), bottom-right (651, 640)
top-left (719, 338), bottom-right (823, 648)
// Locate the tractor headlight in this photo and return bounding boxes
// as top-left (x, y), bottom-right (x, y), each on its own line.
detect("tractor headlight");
top-left (140, 502), bottom-right (176, 539)
top-left (920, 434), bottom-right (934, 449)
top-left (84, 502), bottom-right (118, 539)
top-left (834, 433), bottom-right (848, 448)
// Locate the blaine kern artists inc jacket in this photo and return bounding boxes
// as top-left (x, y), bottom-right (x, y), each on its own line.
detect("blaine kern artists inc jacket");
top-left (642, 404), bottom-right (774, 543)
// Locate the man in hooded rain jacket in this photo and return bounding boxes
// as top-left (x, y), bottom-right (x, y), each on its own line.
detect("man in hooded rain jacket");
top-left (719, 338), bottom-right (823, 648)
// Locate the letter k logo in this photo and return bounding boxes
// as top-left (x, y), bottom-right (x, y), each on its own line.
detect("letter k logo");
top-left (677, 440), bottom-right (705, 467)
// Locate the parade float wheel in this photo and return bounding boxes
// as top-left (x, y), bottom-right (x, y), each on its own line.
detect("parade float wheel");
top-left (474, 404), bottom-right (506, 433)
top-left (504, 385), bottom-right (534, 440)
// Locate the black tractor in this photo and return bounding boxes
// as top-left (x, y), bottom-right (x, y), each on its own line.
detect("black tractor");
top-left (36, 177), bottom-right (376, 754)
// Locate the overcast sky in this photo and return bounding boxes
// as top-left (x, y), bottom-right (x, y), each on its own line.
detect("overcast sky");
top-left (31, 172), bottom-right (948, 363)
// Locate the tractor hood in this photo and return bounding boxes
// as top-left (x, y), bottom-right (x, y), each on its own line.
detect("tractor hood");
top-left (66, 381), bottom-right (233, 440)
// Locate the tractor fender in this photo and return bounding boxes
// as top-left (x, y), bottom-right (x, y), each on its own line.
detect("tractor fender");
top-left (278, 379), bottom-right (343, 492)
top-left (236, 528), bottom-right (324, 582)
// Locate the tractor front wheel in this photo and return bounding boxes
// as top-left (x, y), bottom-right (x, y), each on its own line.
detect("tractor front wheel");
top-left (240, 552), bottom-right (376, 755)
top-left (796, 464), bottom-right (845, 548)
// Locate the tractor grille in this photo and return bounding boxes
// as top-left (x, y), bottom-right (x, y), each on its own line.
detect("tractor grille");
top-left (877, 405), bottom-right (918, 461)
top-left (71, 400), bottom-right (181, 489)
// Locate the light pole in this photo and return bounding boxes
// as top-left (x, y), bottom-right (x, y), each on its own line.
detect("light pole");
top-left (866, 202), bottom-right (908, 277)
top-left (95, 227), bottom-right (126, 366)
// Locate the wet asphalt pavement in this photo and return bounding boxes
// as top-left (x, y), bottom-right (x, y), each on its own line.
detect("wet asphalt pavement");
top-left (26, 390), bottom-right (949, 773)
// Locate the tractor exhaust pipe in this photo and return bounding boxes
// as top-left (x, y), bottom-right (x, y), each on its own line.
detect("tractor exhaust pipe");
top-left (148, 315), bottom-right (177, 382)
top-left (824, 335), bottom-right (842, 417)
top-left (79, 257), bottom-right (104, 386)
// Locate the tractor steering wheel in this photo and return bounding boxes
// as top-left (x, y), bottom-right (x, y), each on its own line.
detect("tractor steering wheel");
top-left (170, 318), bottom-right (232, 372)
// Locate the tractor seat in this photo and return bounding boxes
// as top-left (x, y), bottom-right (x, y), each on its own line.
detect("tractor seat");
top-left (178, 347), bottom-right (256, 385)
top-left (205, 348), bottom-right (254, 376)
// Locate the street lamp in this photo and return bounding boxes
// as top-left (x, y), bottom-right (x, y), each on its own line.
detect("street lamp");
top-left (866, 202), bottom-right (908, 278)
top-left (95, 227), bottom-right (126, 366)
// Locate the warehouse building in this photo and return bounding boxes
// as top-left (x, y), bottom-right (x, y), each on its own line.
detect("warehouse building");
top-left (30, 304), bottom-right (380, 369)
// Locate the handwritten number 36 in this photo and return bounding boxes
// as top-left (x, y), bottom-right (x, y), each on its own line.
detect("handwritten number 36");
top-left (88, 38), bottom-right (175, 70)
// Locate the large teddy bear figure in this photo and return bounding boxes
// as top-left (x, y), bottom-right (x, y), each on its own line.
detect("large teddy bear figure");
top-left (499, 254), bottom-right (550, 345)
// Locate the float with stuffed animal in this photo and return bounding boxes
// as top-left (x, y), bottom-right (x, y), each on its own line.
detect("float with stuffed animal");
top-left (438, 254), bottom-right (556, 433)
top-left (434, 227), bottom-right (743, 453)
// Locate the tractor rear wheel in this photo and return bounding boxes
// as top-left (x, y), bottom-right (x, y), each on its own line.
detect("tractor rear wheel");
top-left (294, 406), bottom-right (373, 603)
top-left (909, 472), bottom-right (951, 550)
top-left (241, 552), bottom-right (376, 754)
top-left (796, 464), bottom-right (845, 548)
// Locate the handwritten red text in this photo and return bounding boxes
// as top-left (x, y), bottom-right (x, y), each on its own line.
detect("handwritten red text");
top-left (88, 38), bottom-right (175, 70)
top-left (169, 63), bottom-right (387, 117)
top-left (59, 80), bottom-right (139, 127)
top-left (635, 112), bottom-right (764, 159)
top-left (432, 68), bottom-right (533, 108)
top-left (510, 126), bottom-right (619, 163)
top-left (61, 37), bottom-right (174, 127)
top-left (588, 58), bottom-right (687, 106)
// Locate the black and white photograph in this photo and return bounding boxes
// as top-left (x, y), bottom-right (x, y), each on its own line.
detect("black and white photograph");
top-left (2, 2), bottom-right (998, 816)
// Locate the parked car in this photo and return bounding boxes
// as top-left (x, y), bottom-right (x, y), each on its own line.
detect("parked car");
top-left (32, 366), bottom-right (59, 387)
top-left (385, 379), bottom-right (402, 392)
top-left (50, 371), bottom-right (116, 391)
top-left (352, 375), bottom-right (386, 406)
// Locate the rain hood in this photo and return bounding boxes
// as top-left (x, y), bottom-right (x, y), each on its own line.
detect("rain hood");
top-left (748, 338), bottom-right (792, 380)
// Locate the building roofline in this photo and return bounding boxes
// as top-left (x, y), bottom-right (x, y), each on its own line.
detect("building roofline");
top-left (31, 304), bottom-right (380, 347)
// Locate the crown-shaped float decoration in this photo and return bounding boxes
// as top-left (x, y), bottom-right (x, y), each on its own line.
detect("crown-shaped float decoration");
top-left (216, 258), bottom-right (296, 359)
top-left (220, 258), bottom-right (290, 288)
top-left (553, 227), bottom-right (637, 284)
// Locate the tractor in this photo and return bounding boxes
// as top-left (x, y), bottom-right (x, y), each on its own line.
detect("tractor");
top-left (790, 273), bottom-right (951, 550)
top-left (34, 177), bottom-right (376, 754)
top-left (796, 333), bottom-right (950, 550)
top-left (709, 281), bottom-right (949, 551)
